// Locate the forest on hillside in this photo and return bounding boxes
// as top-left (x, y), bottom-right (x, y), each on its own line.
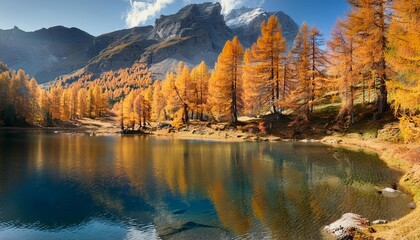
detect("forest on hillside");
top-left (0, 0), bottom-right (418, 143)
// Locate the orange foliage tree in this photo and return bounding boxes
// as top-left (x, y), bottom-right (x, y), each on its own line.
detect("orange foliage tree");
top-left (208, 37), bottom-right (243, 123)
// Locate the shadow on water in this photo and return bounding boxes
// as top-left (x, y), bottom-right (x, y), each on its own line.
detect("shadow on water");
top-left (0, 131), bottom-right (412, 239)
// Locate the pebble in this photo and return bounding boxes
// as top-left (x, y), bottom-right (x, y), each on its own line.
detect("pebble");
top-left (409, 202), bottom-right (416, 209)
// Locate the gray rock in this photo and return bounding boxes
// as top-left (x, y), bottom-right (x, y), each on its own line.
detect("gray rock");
top-left (409, 202), bottom-right (416, 209)
top-left (324, 213), bottom-right (369, 240)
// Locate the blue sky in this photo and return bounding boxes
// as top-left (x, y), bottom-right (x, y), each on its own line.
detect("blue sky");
top-left (0, 0), bottom-right (348, 39)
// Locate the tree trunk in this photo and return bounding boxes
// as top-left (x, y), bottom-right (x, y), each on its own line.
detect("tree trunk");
top-left (350, 85), bottom-right (355, 124)
top-left (183, 103), bottom-right (189, 124)
top-left (232, 77), bottom-right (238, 124)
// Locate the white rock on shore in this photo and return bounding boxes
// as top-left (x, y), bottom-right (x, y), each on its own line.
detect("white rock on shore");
top-left (377, 187), bottom-right (402, 198)
top-left (324, 213), bottom-right (369, 240)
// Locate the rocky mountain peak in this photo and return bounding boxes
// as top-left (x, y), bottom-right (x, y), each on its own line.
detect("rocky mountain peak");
top-left (225, 6), bottom-right (299, 48)
top-left (151, 2), bottom-right (226, 41)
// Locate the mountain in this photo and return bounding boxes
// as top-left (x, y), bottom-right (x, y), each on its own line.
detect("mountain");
top-left (0, 2), bottom-right (298, 84)
top-left (225, 6), bottom-right (299, 48)
top-left (86, 2), bottom-right (233, 80)
top-left (0, 26), bottom-right (94, 83)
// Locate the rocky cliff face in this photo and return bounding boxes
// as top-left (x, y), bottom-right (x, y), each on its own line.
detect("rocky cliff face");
top-left (0, 2), bottom-right (298, 83)
top-left (142, 2), bottom-right (232, 78)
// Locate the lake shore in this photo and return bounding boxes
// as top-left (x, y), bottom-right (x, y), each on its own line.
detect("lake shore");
top-left (155, 127), bottom-right (420, 239)
top-left (99, 120), bottom-right (420, 239)
top-left (322, 136), bottom-right (420, 239)
top-left (2, 118), bottom-right (419, 239)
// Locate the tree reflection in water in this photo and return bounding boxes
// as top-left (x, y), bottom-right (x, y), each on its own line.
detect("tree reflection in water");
top-left (0, 132), bottom-right (412, 239)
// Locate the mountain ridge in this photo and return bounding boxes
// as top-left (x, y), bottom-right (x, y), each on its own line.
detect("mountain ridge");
top-left (0, 2), bottom-right (299, 84)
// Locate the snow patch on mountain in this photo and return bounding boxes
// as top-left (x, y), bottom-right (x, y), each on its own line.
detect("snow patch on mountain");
top-left (225, 7), bottom-right (266, 28)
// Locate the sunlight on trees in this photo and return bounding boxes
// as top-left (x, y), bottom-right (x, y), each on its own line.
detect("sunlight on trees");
top-left (1, 4), bottom-right (418, 140)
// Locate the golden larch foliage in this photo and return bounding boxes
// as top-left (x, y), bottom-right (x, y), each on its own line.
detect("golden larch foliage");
top-left (386, 0), bottom-right (420, 143)
top-left (250, 16), bottom-right (286, 113)
top-left (209, 37), bottom-right (243, 123)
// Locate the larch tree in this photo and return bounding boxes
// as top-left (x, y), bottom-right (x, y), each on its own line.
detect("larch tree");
top-left (209, 37), bottom-right (244, 123)
top-left (0, 71), bottom-right (11, 117)
top-left (142, 87), bottom-right (152, 125)
top-left (162, 72), bottom-right (177, 120)
top-left (133, 93), bottom-right (145, 128)
top-left (39, 89), bottom-right (51, 125)
top-left (190, 61), bottom-right (210, 120)
top-left (28, 78), bottom-right (40, 124)
top-left (251, 16), bottom-right (286, 113)
top-left (77, 88), bottom-right (88, 118)
top-left (328, 20), bottom-right (358, 126)
top-left (277, 53), bottom-right (294, 112)
top-left (92, 85), bottom-right (107, 118)
top-left (49, 86), bottom-right (63, 121)
top-left (386, 0), bottom-right (420, 142)
top-left (122, 91), bottom-right (136, 130)
top-left (60, 89), bottom-right (71, 121)
top-left (242, 49), bottom-right (260, 116)
top-left (151, 81), bottom-right (166, 121)
top-left (346, 0), bottom-right (390, 116)
top-left (10, 70), bottom-right (30, 122)
top-left (87, 88), bottom-right (95, 118)
top-left (308, 27), bottom-right (327, 113)
top-left (290, 22), bottom-right (311, 121)
top-left (173, 63), bottom-right (191, 124)
top-left (68, 85), bottom-right (78, 119)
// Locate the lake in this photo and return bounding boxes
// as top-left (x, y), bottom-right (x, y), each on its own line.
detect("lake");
top-left (0, 131), bottom-right (412, 239)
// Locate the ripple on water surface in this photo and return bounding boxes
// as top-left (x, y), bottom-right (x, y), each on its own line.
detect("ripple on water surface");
top-left (0, 132), bottom-right (413, 239)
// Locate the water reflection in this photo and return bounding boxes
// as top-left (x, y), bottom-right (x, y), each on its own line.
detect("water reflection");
top-left (0, 131), bottom-right (412, 239)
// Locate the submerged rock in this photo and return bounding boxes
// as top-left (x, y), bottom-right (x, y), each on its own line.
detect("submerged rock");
top-left (324, 213), bottom-right (369, 240)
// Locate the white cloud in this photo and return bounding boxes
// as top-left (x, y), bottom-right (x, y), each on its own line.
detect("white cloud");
top-left (125, 0), bottom-right (175, 28)
top-left (219, 0), bottom-right (265, 15)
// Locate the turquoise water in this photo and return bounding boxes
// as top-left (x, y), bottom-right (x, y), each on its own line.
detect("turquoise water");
top-left (0, 131), bottom-right (412, 239)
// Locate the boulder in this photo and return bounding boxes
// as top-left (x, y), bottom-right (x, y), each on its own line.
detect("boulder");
top-left (324, 213), bottom-right (369, 240)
